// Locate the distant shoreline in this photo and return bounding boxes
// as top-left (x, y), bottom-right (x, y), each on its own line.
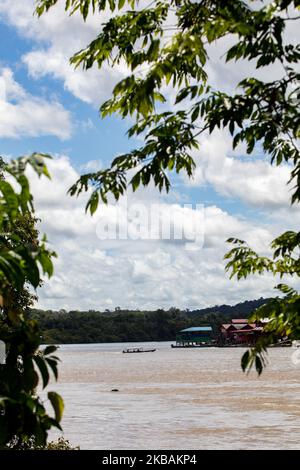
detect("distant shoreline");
top-left (32, 298), bottom-right (269, 344)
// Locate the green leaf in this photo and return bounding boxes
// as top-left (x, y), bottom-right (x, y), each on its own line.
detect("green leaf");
top-left (241, 350), bottom-right (250, 372)
top-left (130, 171), bottom-right (141, 192)
top-left (46, 358), bottom-right (59, 380)
top-left (86, 191), bottom-right (99, 215)
top-left (48, 392), bottom-right (64, 423)
top-left (255, 355), bottom-right (263, 375)
top-left (33, 355), bottom-right (50, 389)
top-left (44, 345), bottom-right (58, 356)
top-left (191, 106), bottom-right (199, 123)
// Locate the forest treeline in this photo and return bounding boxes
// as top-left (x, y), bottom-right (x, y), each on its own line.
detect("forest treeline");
top-left (29, 298), bottom-right (269, 344)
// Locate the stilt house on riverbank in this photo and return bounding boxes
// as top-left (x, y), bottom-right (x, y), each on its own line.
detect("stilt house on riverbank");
top-left (174, 326), bottom-right (213, 346)
top-left (220, 319), bottom-right (264, 345)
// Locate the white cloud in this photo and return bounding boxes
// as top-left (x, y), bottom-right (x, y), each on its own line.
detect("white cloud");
top-left (23, 49), bottom-right (127, 106)
top-left (0, 0), bottom-right (127, 105)
top-left (1, 0), bottom-right (297, 107)
top-left (186, 129), bottom-right (295, 212)
top-left (1, 1), bottom-right (299, 310)
top-left (79, 159), bottom-right (102, 172)
top-left (26, 156), bottom-right (288, 311)
top-left (0, 68), bottom-right (72, 139)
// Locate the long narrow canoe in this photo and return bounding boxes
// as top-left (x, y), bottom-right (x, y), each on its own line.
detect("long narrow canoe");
top-left (123, 347), bottom-right (156, 353)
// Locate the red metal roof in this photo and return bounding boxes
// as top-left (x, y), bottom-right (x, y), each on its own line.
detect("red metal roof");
top-left (232, 319), bottom-right (248, 324)
top-left (221, 322), bottom-right (262, 333)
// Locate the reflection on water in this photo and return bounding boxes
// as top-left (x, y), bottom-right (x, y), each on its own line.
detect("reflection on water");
top-left (47, 342), bottom-right (300, 449)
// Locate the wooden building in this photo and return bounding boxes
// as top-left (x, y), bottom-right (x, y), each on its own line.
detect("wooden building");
top-left (175, 326), bottom-right (213, 346)
top-left (220, 319), bottom-right (263, 345)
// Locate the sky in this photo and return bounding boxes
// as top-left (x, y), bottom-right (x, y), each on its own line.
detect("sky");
top-left (0, 0), bottom-right (299, 311)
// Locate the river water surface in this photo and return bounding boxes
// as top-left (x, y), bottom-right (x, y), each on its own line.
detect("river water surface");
top-left (48, 342), bottom-right (300, 449)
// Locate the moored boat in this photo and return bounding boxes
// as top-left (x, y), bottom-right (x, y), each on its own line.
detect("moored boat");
top-left (122, 347), bottom-right (156, 353)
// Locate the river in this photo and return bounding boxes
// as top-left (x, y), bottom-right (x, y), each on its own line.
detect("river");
top-left (47, 342), bottom-right (300, 449)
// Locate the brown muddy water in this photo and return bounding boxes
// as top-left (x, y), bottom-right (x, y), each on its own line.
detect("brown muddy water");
top-left (47, 342), bottom-right (300, 449)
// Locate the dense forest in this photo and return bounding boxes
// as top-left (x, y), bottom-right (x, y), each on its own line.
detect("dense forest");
top-left (30, 298), bottom-right (269, 344)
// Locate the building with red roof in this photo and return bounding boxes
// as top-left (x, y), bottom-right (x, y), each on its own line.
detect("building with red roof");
top-left (219, 319), bottom-right (264, 345)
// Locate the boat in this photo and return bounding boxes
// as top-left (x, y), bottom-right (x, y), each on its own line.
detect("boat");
top-left (122, 347), bottom-right (156, 353)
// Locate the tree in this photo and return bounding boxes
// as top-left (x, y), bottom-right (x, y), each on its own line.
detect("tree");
top-left (37, 0), bottom-right (300, 373)
top-left (0, 154), bottom-right (63, 448)
top-left (0, 157), bottom-right (40, 311)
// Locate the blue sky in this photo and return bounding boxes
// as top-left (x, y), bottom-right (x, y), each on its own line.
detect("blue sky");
top-left (0, 0), bottom-right (298, 310)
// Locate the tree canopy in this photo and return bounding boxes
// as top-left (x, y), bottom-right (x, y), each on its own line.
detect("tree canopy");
top-left (0, 154), bottom-right (63, 448)
top-left (36, 0), bottom-right (300, 373)
top-left (29, 298), bottom-right (267, 344)
top-left (37, 0), bottom-right (300, 207)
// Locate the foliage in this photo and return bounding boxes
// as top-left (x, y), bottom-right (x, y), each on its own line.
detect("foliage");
top-left (29, 298), bottom-right (267, 344)
top-left (0, 158), bottom-right (42, 311)
top-left (5, 435), bottom-right (79, 450)
top-left (225, 233), bottom-right (300, 374)
top-left (36, 0), bottom-right (300, 210)
top-left (43, 437), bottom-right (79, 450)
top-left (0, 154), bottom-right (63, 448)
top-left (36, 0), bottom-right (300, 372)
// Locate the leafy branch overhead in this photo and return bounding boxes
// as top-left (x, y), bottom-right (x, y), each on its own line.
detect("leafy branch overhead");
top-left (225, 230), bottom-right (300, 374)
top-left (37, 0), bottom-right (300, 212)
top-left (240, 284), bottom-right (300, 375)
top-left (225, 232), bottom-right (300, 280)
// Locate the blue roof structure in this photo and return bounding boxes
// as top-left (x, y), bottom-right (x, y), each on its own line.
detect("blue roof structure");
top-left (180, 327), bottom-right (212, 333)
